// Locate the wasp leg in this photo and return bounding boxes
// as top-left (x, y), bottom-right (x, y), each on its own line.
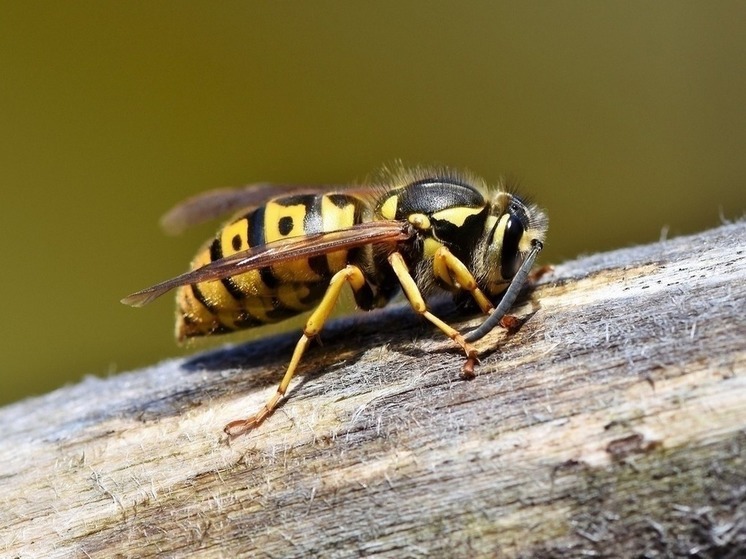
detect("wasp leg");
top-left (436, 246), bottom-right (540, 332)
top-left (388, 252), bottom-right (480, 378)
top-left (433, 246), bottom-right (493, 314)
top-left (224, 265), bottom-right (367, 437)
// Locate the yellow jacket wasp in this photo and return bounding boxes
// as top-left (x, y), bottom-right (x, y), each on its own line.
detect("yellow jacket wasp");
top-left (122, 166), bottom-right (547, 436)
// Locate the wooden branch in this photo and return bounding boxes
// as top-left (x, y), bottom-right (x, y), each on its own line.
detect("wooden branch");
top-left (1, 221), bottom-right (744, 558)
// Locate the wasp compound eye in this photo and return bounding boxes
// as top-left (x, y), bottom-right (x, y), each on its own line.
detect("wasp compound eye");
top-left (500, 213), bottom-right (525, 279)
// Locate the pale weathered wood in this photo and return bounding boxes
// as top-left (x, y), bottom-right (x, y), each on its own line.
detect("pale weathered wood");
top-left (1, 221), bottom-right (744, 558)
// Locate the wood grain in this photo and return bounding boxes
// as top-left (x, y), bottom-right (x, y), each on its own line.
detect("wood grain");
top-left (1, 221), bottom-right (744, 558)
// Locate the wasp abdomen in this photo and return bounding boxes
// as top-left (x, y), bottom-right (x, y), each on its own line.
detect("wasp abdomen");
top-left (176, 193), bottom-right (367, 340)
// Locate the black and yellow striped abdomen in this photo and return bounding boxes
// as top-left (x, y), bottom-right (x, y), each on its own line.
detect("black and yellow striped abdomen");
top-left (176, 193), bottom-right (368, 340)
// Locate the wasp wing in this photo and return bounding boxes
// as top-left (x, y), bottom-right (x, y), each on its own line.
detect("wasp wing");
top-left (160, 182), bottom-right (379, 235)
top-left (122, 220), bottom-right (410, 307)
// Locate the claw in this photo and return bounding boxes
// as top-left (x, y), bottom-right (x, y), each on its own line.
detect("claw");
top-left (461, 354), bottom-right (479, 379)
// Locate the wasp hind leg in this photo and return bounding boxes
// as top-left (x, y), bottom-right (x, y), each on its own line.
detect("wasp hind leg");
top-left (387, 252), bottom-right (480, 379)
top-left (224, 265), bottom-right (368, 437)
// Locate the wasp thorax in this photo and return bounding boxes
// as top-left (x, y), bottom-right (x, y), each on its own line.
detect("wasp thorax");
top-left (479, 192), bottom-right (547, 296)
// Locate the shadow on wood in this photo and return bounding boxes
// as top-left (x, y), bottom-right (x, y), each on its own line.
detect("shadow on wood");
top-left (1, 221), bottom-right (744, 558)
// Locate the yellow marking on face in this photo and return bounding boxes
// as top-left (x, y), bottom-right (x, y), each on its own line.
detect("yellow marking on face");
top-left (484, 215), bottom-right (498, 234)
top-left (519, 227), bottom-right (542, 253)
top-left (494, 214), bottom-right (510, 238)
top-left (493, 214), bottom-right (510, 251)
top-left (431, 206), bottom-right (483, 228)
top-left (481, 213), bottom-right (511, 286)
top-left (379, 195), bottom-right (398, 220)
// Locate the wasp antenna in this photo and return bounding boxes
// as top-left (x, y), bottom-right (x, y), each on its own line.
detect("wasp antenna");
top-left (464, 240), bottom-right (543, 343)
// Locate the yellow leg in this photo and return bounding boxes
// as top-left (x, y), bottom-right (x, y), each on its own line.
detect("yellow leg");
top-left (432, 246), bottom-right (493, 314)
top-left (387, 252), bottom-right (480, 377)
top-left (224, 265), bottom-right (367, 437)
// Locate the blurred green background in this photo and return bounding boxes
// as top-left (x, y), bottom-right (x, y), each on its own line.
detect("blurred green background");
top-left (1, 2), bottom-right (744, 406)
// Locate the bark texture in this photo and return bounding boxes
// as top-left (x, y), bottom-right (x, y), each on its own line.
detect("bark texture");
top-left (1, 221), bottom-right (745, 558)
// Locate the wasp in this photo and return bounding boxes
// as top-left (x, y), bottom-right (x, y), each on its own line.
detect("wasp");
top-left (122, 166), bottom-right (548, 436)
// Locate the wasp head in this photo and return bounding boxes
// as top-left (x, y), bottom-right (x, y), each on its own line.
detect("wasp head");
top-left (476, 191), bottom-right (547, 297)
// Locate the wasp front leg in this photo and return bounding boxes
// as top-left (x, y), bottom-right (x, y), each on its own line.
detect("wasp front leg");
top-left (435, 246), bottom-right (531, 333)
top-left (433, 246), bottom-right (493, 314)
top-left (224, 265), bottom-right (368, 437)
top-left (387, 252), bottom-right (480, 378)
